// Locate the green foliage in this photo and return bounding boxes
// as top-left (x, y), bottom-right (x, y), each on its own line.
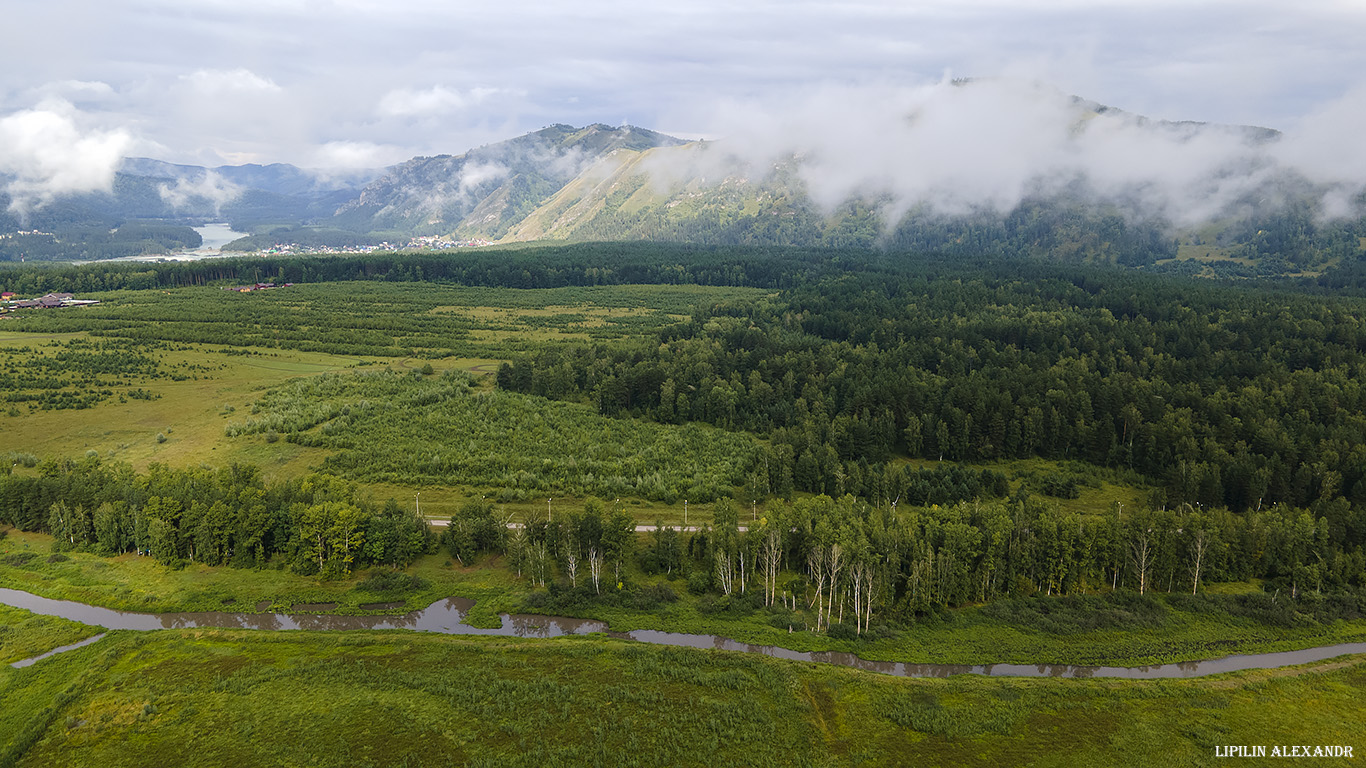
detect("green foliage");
top-left (980, 593), bottom-right (1168, 634)
top-left (500, 262), bottom-right (1366, 514)
top-left (354, 569), bottom-right (429, 594)
top-left (0, 338), bottom-right (178, 411)
top-left (0, 221), bottom-right (201, 262)
top-left (0, 458), bottom-right (435, 576)
top-left (230, 369), bottom-right (759, 501)
top-left (1, 280), bottom-right (764, 360)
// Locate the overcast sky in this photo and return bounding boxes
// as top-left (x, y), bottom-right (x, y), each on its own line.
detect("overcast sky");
top-left (2, 0), bottom-right (1365, 216)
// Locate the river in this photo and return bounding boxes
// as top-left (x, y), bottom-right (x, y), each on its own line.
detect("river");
top-left (3, 588), bottom-right (1363, 679)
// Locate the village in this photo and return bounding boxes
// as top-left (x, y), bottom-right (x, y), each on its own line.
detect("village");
top-left (243, 235), bottom-right (491, 258)
top-left (0, 292), bottom-right (100, 311)
top-left (222, 282), bottom-right (293, 293)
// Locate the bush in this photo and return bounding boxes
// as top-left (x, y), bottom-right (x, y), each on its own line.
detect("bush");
top-left (1034, 474), bottom-right (1080, 499)
top-left (980, 593), bottom-right (1166, 634)
top-left (630, 582), bottom-right (679, 610)
top-left (765, 609), bottom-right (805, 632)
top-left (686, 571), bottom-right (712, 595)
top-left (827, 622), bottom-right (858, 641)
top-left (3, 551), bottom-right (36, 566)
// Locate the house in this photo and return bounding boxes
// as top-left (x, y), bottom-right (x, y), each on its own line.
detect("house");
top-left (9, 293), bottom-right (96, 309)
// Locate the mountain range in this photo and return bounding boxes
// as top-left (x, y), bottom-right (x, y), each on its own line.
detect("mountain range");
top-left (2, 84), bottom-right (1363, 273)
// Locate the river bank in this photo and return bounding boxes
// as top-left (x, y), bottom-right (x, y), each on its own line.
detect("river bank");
top-left (5, 588), bottom-right (1365, 680)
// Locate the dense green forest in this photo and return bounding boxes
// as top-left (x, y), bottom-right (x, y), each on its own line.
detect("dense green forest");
top-left (0, 459), bottom-right (433, 577)
top-left (0, 221), bottom-right (201, 262)
top-left (501, 491), bottom-right (1362, 631)
top-left (498, 265), bottom-right (1366, 518)
top-left (2, 243), bottom-right (1366, 634)
top-left (220, 226), bottom-right (390, 252)
top-left (0, 243), bottom-right (876, 295)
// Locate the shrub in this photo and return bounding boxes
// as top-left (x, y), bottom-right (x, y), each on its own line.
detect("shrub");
top-left (686, 571), bottom-right (712, 595)
top-left (630, 582), bottom-right (679, 610)
top-left (827, 622), bottom-right (858, 641)
top-left (765, 609), bottom-right (805, 632)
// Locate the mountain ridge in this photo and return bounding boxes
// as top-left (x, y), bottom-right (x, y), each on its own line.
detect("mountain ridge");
top-left (2, 85), bottom-right (1362, 272)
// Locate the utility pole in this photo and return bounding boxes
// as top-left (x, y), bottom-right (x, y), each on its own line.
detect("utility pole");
top-left (684, 500), bottom-right (688, 528)
top-left (548, 497), bottom-right (553, 523)
top-left (415, 492), bottom-right (421, 517)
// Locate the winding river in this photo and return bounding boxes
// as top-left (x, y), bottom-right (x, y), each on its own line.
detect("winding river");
top-left (4, 588), bottom-right (1364, 679)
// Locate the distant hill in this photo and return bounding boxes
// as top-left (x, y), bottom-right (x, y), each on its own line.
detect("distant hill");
top-left (118, 158), bottom-right (378, 197)
top-left (331, 124), bottom-right (688, 239)
top-left (3, 84), bottom-right (1364, 271)
top-left (309, 91), bottom-right (1360, 272)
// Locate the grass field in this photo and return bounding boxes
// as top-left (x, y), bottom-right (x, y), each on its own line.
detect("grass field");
top-left (0, 283), bottom-right (769, 493)
top-left (0, 625), bottom-right (1362, 767)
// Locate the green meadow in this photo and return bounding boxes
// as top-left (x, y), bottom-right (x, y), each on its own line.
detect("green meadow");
top-left (0, 623), bottom-right (1362, 768)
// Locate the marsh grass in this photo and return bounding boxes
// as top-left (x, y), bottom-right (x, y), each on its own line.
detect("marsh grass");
top-left (0, 605), bottom-right (100, 665)
top-left (1, 628), bottom-right (1362, 767)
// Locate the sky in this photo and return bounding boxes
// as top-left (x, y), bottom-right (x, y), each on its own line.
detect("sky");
top-left (2, 0), bottom-right (1366, 215)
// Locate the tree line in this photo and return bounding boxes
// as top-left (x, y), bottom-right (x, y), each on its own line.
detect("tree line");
top-left (0, 458), bottom-right (434, 577)
top-left (437, 492), bottom-right (1364, 635)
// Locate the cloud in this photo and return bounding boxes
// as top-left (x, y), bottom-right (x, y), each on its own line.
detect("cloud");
top-left (0, 101), bottom-right (131, 218)
top-left (377, 85), bottom-right (507, 118)
top-left (31, 80), bottom-right (117, 103)
top-left (158, 170), bottom-right (242, 214)
top-left (457, 161), bottom-right (509, 195)
top-left (679, 78), bottom-right (1364, 227)
top-left (1274, 85), bottom-right (1366, 186)
top-left (180, 68), bottom-right (282, 94)
top-left (307, 141), bottom-right (407, 171)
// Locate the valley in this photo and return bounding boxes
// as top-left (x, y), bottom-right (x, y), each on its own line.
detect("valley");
top-left (1, 243), bottom-right (1365, 764)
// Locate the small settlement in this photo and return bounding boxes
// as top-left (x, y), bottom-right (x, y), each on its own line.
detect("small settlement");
top-left (223, 282), bottom-right (293, 293)
top-left (1, 292), bottom-right (101, 311)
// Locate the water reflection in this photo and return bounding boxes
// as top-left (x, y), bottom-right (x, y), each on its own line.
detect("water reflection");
top-left (2, 588), bottom-right (1364, 679)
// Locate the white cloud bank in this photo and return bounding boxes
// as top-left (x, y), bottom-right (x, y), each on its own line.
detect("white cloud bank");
top-left (667, 79), bottom-right (1365, 226)
top-left (158, 171), bottom-right (242, 214)
top-left (377, 85), bottom-right (509, 118)
top-left (0, 102), bottom-right (131, 218)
